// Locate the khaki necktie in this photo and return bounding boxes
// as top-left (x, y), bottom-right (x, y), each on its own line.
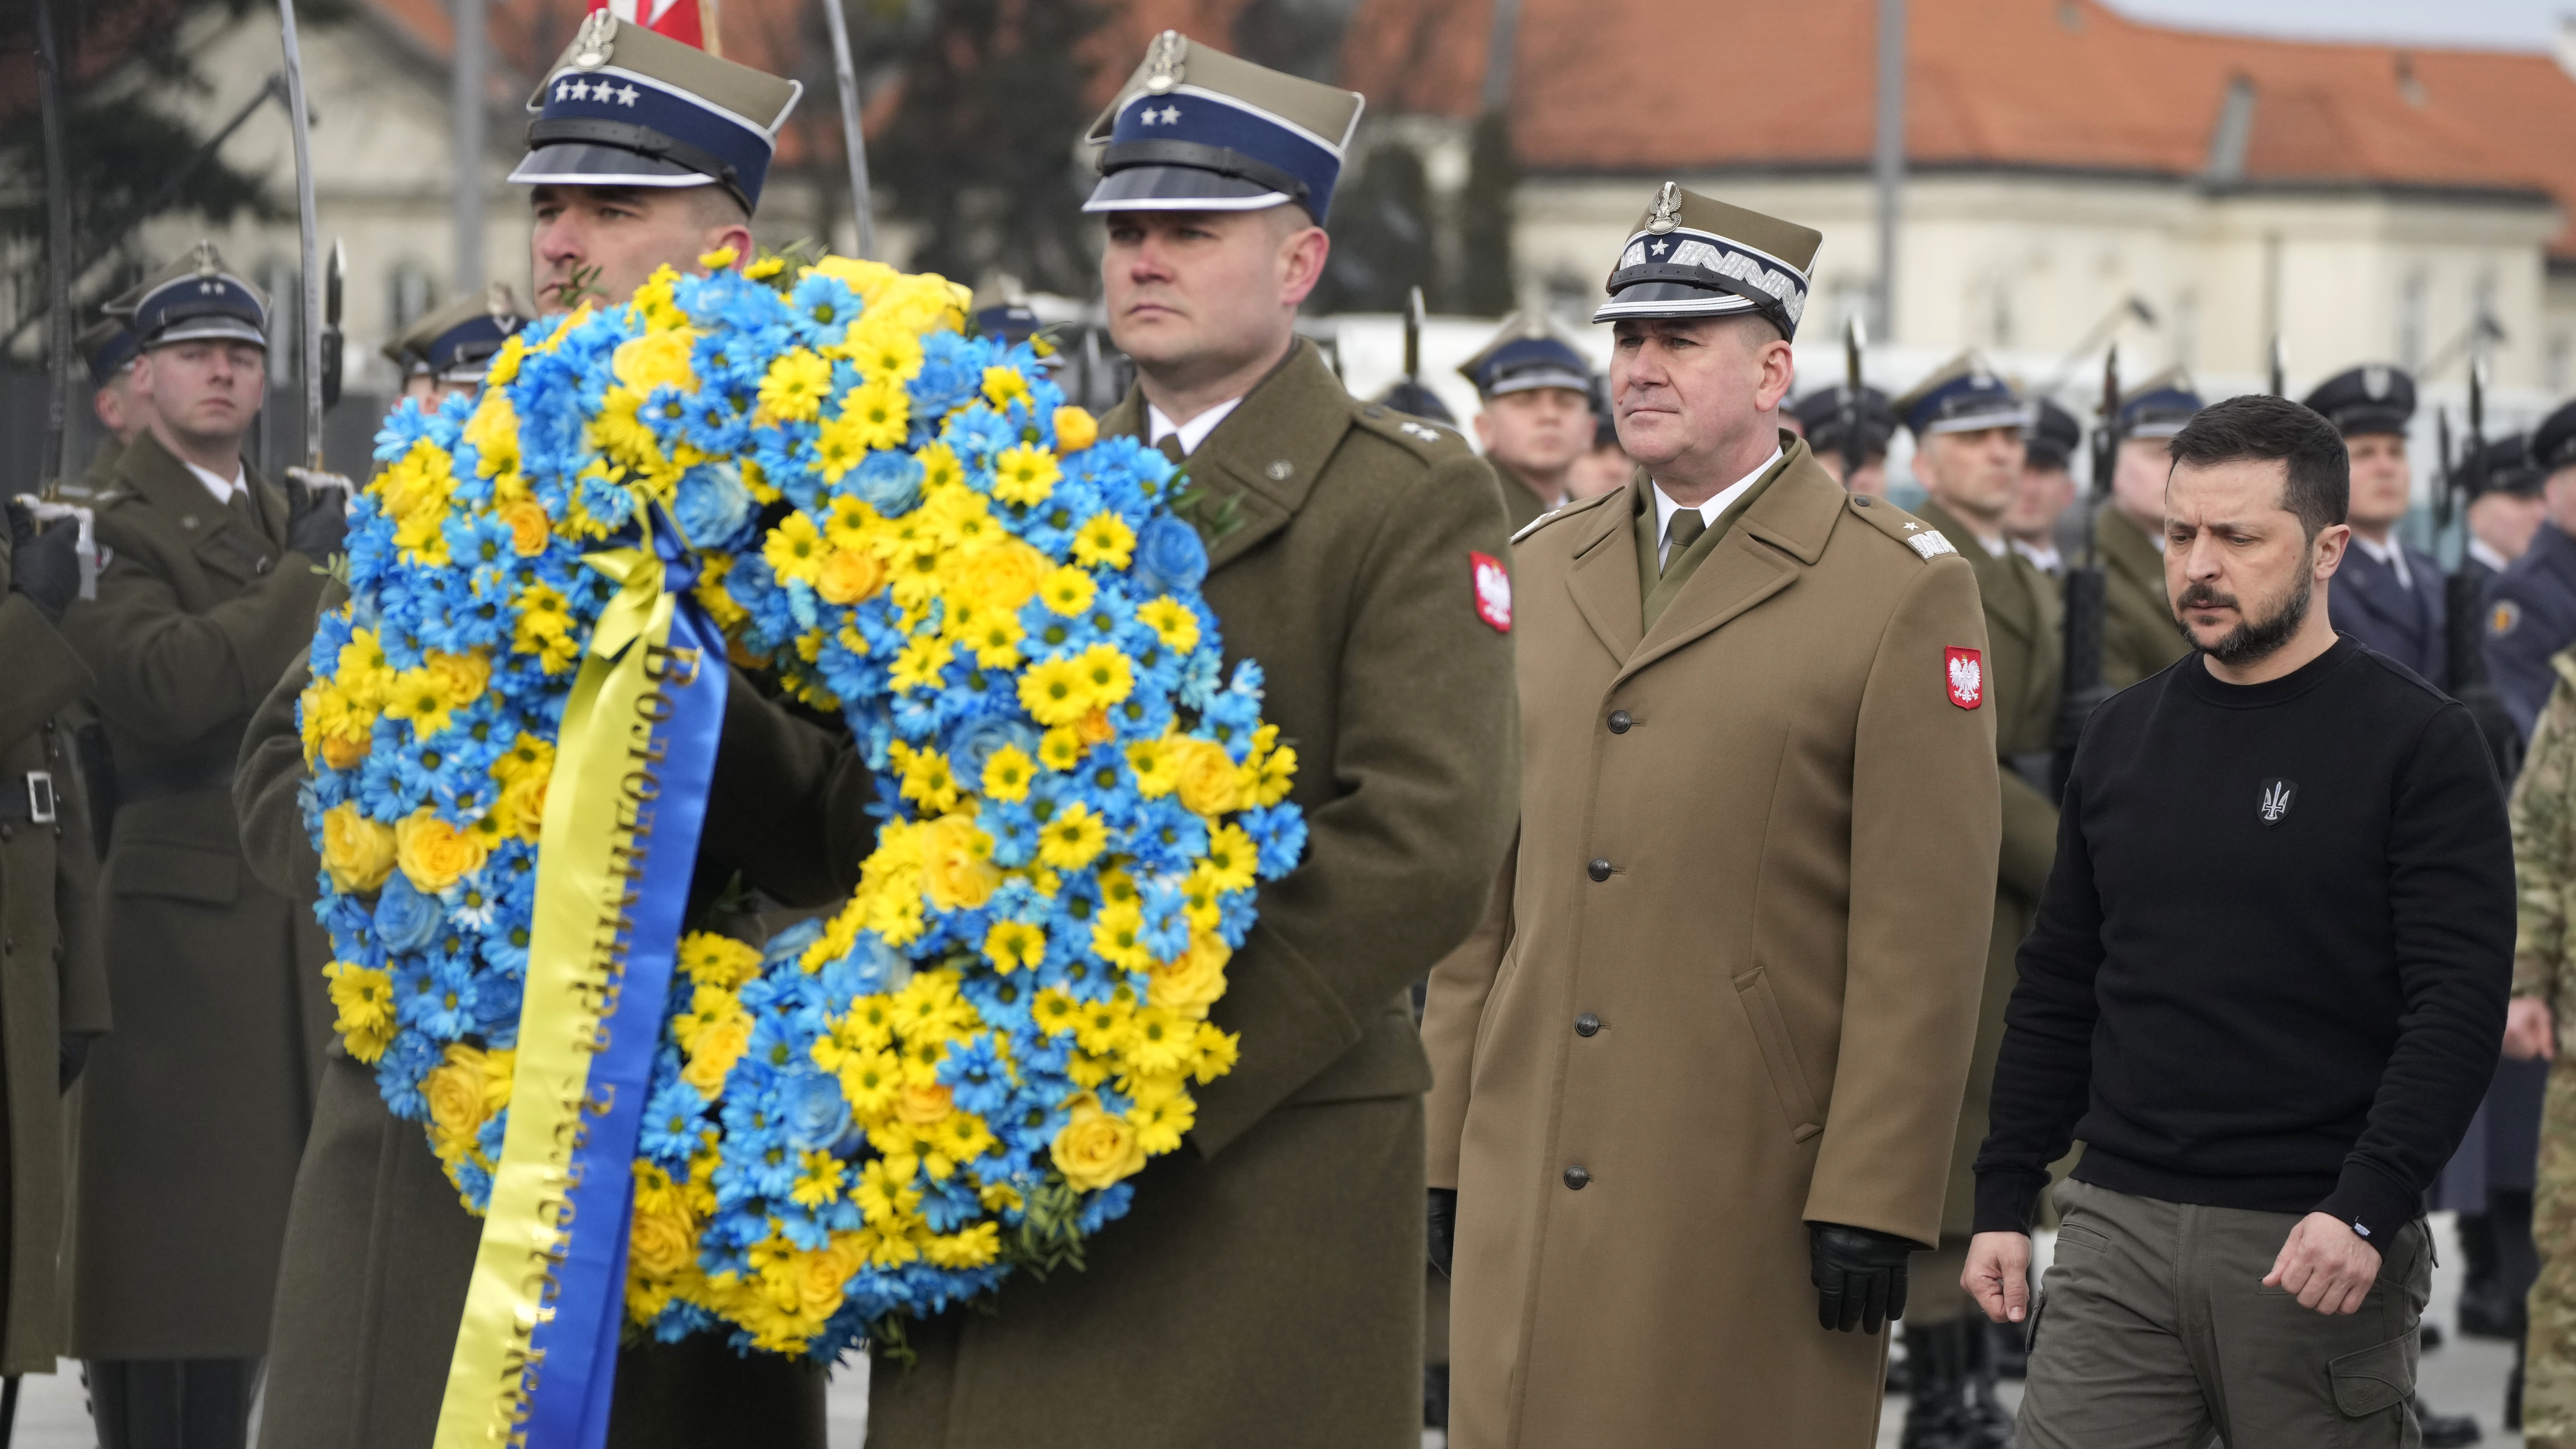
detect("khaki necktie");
top-left (225, 487), bottom-right (254, 524)
top-left (1156, 435), bottom-right (1186, 466)
top-left (1662, 507), bottom-right (1706, 574)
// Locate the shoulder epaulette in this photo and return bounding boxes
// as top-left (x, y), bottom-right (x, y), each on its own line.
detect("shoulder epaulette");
top-left (1844, 493), bottom-right (1959, 563)
top-left (1351, 402), bottom-right (1470, 462)
top-left (1511, 487), bottom-right (1623, 546)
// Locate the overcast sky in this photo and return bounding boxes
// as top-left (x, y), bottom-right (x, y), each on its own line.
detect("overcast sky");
top-left (2110, 0), bottom-right (2565, 51)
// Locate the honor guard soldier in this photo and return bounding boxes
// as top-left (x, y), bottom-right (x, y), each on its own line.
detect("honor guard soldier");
top-left (1790, 382), bottom-right (1896, 493)
top-left (381, 281), bottom-right (529, 409)
top-left (59, 243), bottom-right (347, 1449)
top-left (1890, 355), bottom-right (2058, 1449)
top-left (1457, 311), bottom-right (1599, 531)
top-left (1422, 183), bottom-right (1997, 1448)
top-left (234, 19), bottom-right (862, 1448)
top-left (970, 274), bottom-right (1046, 349)
top-left (2305, 365), bottom-right (2445, 682)
top-left (2011, 397), bottom-right (2083, 575)
top-left (2487, 401), bottom-right (2576, 740)
top-left (861, 33), bottom-right (1520, 1447)
top-left (2097, 370), bottom-right (2203, 690)
top-left (2466, 435), bottom-right (2550, 591)
top-left (1373, 374), bottom-right (1459, 430)
top-left (64, 318), bottom-right (147, 500)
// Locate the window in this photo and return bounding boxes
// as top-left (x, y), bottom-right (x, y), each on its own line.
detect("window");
top-left (389, 262), bottom-right (438, 333)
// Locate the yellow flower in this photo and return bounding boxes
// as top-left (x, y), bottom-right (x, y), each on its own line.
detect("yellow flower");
top-left (919, 814), bottom-right (1000, 911)
top-left (320, 803), bottom-right (397, 893)
top-left (1071, 513), bottom-right (1137, 570)
top-left (395, 808), bottom-right (488, 892)
top-left (698, 245), bottom-right (740, 271)
top-left (853, 1157), bottom-right (921, 1228)
top-left (816, 547), bottom-right (888, 605)
top-left (896, 1081), bottom-right (956, 1127)
top-left (1074, 644), bottom-right (1135, 708)
top-left (893, 743), bottom-right (963, 814)
top-left (844, 320), bottom-right (925, 382)
top-left (840, 379), bottom-right (911, 451)
top-left (982, 365), bottom-right (1034, 411)
top-left (1203, 822), bottom-right (1258, 892)
top-left (612, 327), bottom-right (697, 393)
top-left (1128, 1080), bottom-right (1195, 1155)
top-left (924, 485), bottom-right (999, 553)
top-left (889, 633), bottom-right (956, 694)
top-left (1050, 1093), bottom-right (1146, 1191)
top-left (1017, 655), bottom-right (1093, 727)
top-left (983, 920), bottom-right (1046, 973)
top-left (681, 1015), bottom-right (752, 1094)
top-left (1175, 737), bottom-right (1248, 817)
top-left (1037, 564), bottom-right (1096, 617)
top-left (1190, 1020), bottom-right (1242, 1083)
top-left (764, 512), bottom-right (828, 583)
top-left (1033, 988), bottom-right (1081, 1038)
top-left (1038, 726), bottom-right (1085, 772)
top-left (925, 1222), bottom-right (1001, 1269)
top-left (990, 445), bottom-right (1060, 507)
top-left (485, 333), bottom-right (527, 386)
top-left (324, 961), bottom-right (396, 1063)
top-left (1040, 802), bottom-right (1109, 871)
top-left (812, 254), bottom-right (901, 303)
top-left (1125, 737), bottom-right (1179, 798)
top-left (832, 1047), bottom-right (902, 1120)
top-left (1137, 596), bottom-right (1201, 654)
top-left (919, 441), bottom-right (966, 495)
top-left (628, 1208), bottom-right (697, 1279)
top-left (1146, 933), bottom-right (1230, 1016)
top-left (815, 416), bottom-right (868, 482)
top-left (679, 933), bottom-right (764, 989)
top-left (1253, 739), bottom-right (1298, 806)
top-left (956, 538), bottom-right (1051, 613)
top-left (1124, 1006), bottom-right (1195, 1076)
top-left (382, 667), bottom-right (460, 739)
top-left (1075, 706), bottom-right (1116, 747)
top-left (962, 610), bottom-right (1024, 670)
top-left (1054, 406), bottom-right (1098, 453)
top-left (423, 650), bottom-right (491, 707)
top-left (789, 1149), bottom-right (846, 1208)
top-left (759, 350), bottom-right (833, 422)
top-left (981, 744), bottom-right (1036, 801)
top-left (424, 1043), bottom-right (501, 1137)
top-left (1090, 902), bottom-right (1152, 972)
top-left (500, 499), bottom-right (552, 556)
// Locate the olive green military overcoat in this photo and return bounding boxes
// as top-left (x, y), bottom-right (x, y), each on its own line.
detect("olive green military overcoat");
top-left (2098, 501), bottom-right (2188, 691)
top-left (1495, 467), bottom-right (1556, 536)
top-left (1420, 445), bottom-right (2000, 1449)
top-left (236, 619), bottom-right (869, 1448)
top-left (868, 340), bottom-right (1520, 1449)
top-left (58, 429), bottom-right (334, 1358)
top-left (1911, 499), bottom-right (2063, 1243)
top-left (0, 558), bottom-right (112, 1375)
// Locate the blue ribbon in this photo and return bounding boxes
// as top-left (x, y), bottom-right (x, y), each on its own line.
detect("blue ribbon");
top-left (522, 512), bottom-right (729, 1449)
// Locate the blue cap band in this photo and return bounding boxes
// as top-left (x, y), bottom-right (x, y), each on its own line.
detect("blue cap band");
top-left (513, 65), bottom-right (782, 209)
top-left (1905, 374), bottom-right (2030, 437)
top-left (132, 271), bottom-right (267, 350)
top-left (1086, 87), bottom-right (1345, 221)
top-left (85, 328), bottom-right (140, 385)
top-left (1472, 337), bottom-right (1592, 397)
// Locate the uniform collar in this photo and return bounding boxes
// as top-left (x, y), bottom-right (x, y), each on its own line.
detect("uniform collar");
top-left (1145, 396), bottom-right (1244, 458)
top-left (1101, 339), bottom-right (1352, 573)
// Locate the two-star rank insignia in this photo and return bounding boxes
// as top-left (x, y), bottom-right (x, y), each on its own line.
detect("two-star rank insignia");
top-left (1945, 647), bottom-right (1983, 710)
top-left (1471, 551), bottom-right (1513, 633)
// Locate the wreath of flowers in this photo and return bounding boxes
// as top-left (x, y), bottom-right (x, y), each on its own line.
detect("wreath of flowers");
top-left (297, 251), bottom-right (1305, 1362)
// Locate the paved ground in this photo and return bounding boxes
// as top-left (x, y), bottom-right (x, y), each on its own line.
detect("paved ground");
top-left (0, 1214), bottom-right (2526, 1447)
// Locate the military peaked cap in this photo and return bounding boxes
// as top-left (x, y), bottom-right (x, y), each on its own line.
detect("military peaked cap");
top-left (2534, 401), bottom-right (2576, 477)
top-left (383, 282), bottom-right (531, 383)
top-left (1593, 183), bottom-right (1821, 341)
top-left (1373, 378), bottom-right (1456, 428)
top-left (2474, 432), bottom-right (2545, 499)
top-left (81, 317), bottom-right (140, 385)
top-left (2118, 367), bottom-right (2204, 441)
top-left (2301, 364), bottom-right (2415, 438)
top-left (107, 242), bottom-right (268, 351)
top-left (1895, 352), bottom-right (2031, 437)
top-left (1457, 311), bottom-right (1591, 399)
top-left (1083, 32), bottom-right (1363, 223)
top-left (2025, 395), bottom-right (2082, 471)
top-left (511, 12), bottom-right (803, 212)
top-left (1790, 385), bottom-right (1896, 460)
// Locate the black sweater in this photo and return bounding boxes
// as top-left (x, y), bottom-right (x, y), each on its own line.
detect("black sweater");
top-left (1973, 637), bottom-right (2512, 1244)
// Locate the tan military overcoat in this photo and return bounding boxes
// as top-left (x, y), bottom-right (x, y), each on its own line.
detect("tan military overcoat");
top-left (58, 429), bottom-right (333, 1357)
top-left (1422, 443), bottom-right (2000, 1448)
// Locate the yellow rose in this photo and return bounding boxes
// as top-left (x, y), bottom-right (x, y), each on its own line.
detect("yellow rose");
top-left (896, 1082), bottom-right (955, 1127)
top-left (423, 650), bottom-right (493, 707)
top-left (502, 499), bottom-right (552, 556)
top-left (956, 538), bottom-right (1051, 614)
top-left (1146, 934), bottom-right (1231, 1016)
top-left (321, 734), bottom-right (370, 772)
top-left (628, 1209), bottom-right (698, 1279)
top-left (815, 547), bottom-right (888, 605)
top-left (919, 814), bottom-right (1000, 912)
top-left (493, 773), bottom-right (550, 843)
top-left (682, 1017), bottom-right (752, 1094)
top-left (795, 1244), bottom-right (859, 1315)
top-left (321, 803), bottom-right (398, 893)
top-left (1053, 406), bottom-right (1098, 453)
top-left (395, 808), bottom-right (488, 892)
top-left (1050, 1094), bottom-right (1147, 1191)
top-left (424, 1054), bottom-right (490, 1136)
top-left (1175, 738), bottom-right (1247, 817)
top-left (612, 328), bottom-right (697, 392)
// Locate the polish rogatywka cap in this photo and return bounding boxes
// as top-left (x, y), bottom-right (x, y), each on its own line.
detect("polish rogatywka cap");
top-left (383, 282), bottom-right (532, 383)
top-left (1081, 31), bottom-right (1363, 223)
top-left (509, 11), bottom-right (802, 213)
top-left (1894, 351), bottom-right (2033, 438)
top-left (2117, 367), bottom-right (2205, 441)
top-left (1592, 183), bottom-right (1821, 341)
top-left (1456, 311), bottom-right (1593, 399)
top-left (107, 241), bottom-right (269, 351)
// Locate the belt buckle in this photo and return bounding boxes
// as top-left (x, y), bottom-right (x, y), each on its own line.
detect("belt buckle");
top-left (24, 772), bottom-right (55, 825)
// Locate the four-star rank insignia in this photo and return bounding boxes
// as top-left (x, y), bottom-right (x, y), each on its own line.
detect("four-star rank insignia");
top-left (1470, 551), bottom-right (1513, 633)
top-left (1945, 646), bottom-right (1983, 710)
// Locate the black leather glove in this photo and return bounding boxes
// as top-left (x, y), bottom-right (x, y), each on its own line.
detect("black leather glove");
top-left (6, 503), bottom-right (79, 623)
top-left (1428, 1187), bottom-right (1456, 1279)
top-left (59, 1031), bottom-right (97, 1092)
top-left (1810, 1222), bottom-right (1915, 1334)
top-left (283, 468), bottom-right (351, 561)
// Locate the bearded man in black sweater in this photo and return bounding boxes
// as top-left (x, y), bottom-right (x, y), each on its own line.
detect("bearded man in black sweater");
top-left (1963, 394), bottom-right (2513, 1449)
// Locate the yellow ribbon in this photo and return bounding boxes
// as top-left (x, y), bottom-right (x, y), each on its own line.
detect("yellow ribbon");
top-left (434, 546), bottom-right (672, 1449)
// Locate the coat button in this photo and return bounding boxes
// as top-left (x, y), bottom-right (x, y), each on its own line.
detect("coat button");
top-left (1575, 1013), bottom-right (1601, 1037)
top-left (1563, 1165), bottom-right (1590, 1190)
top-left (1608, 710), bottom-right (1632, 734)
top-left (1587, 858), bottom-right (1612, 881)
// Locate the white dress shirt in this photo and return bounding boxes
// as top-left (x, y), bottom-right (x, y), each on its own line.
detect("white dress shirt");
top-left (2469, 537), bottom-right (2510, 575)
top-left (1146, 397), bottom-right (1244, 459)
top-left (184, 460), bottom-right (248, 507)
top-left (2351, 532), bottom-right (2414, 590)
top-left (1650, 446), bottom-right (1783, 567)
top-left (2011, 538), bottom-right (2064, 574)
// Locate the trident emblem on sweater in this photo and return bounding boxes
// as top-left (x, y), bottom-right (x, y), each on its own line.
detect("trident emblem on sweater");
top-left (2258, 778), bottom-right (2296, 825)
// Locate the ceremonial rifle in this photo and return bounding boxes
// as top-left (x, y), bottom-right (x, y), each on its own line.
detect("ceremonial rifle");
top-left (1841, 315), bottom-right (1867, 484)
top-left (33, 0), bottom-right (72, 496)
top-left (2269, 334), bottom-right (2287, 398)
top-left (2435, 406), bottom-right (2457, 533)
top-left (275, 0), bottom-right (352, 509)
top-left (819, 0), bottom-right (875, 258)
top-left (2050, 345), bottom-right (2119, 799)
top-left (1404, 286), bottom-right (1427, 392)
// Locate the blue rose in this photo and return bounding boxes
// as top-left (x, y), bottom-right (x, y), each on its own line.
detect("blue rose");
top-left (1132, 514), bottom-right (1208, 597)
top-left (849, 449), bottom-right (923, 516)
top-left (781, 1068), bottom-right (853, 1150)
top-left (374, 871), bottom-right (443, 954)
top-left (951, 718), bottom-right (1041, 785)
top-left (674, 463), bottom-right (755, 551)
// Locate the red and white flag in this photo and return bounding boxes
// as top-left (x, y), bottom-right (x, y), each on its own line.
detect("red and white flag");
top-left (589, 0), bottom-right (716, 52)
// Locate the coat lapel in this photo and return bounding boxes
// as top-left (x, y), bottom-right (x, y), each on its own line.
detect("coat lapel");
top-left (1564, 483), bottom-right (1644, 664)
top-left (1616, 447), bottom-right (1842, 683)
top-left (118, 432), bottom-right (276, 591)
top-left (1101, 341), bottom-right (1344, 575)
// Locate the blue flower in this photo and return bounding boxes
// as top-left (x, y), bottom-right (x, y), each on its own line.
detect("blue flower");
top-left (675, 463), bottom-right (757, 552)
top-left (779, 1068), bottom-right (852, 1150)
top-left (847, 450), bottom-right (923, 516)
top-left (787, 274), bottom-right (859, 347)
top-left (375, 872), bottom-right (442, 954)
top-left (1132, 514), bottom-right (1208, 596)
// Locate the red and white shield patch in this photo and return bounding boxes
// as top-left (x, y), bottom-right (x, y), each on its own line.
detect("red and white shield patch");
top-left (1471, 551), bottom-right (1513, 633)
top-left (1945, 647), bottom-right (1984, 710)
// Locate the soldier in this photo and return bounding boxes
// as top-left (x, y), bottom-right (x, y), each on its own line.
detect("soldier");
top-left (380, 281), bottom-right (528, 411)
top-left (232, 19), bottom-right (854, 1448)
top-left (860, 33), bottom-right (1519, 1446)
top-left (0, 504), bottom-right (114, 1399)
top-left (2465, 435), bottom-right (2550, 593)
top-left (2009, 397), bottom-right (2082, 575)
top-left (1790, 382), bottom-right (1895, 493)
top-left (1421, 183), bottom-right (1997, 1447)
top-left (1457, 311), bottom-right (1597, 531)
top-left (55, 243), bottom-right (346, 1449)
top-left (1886, 355), bottom-right (2055, 1449)
top-left (2096, 370), bottom-right (2201, 690)
top-left (2305, 364), bottom-right (2445, 682)
top-left (2487, 401), bottom-right (2576, 741)
top-left (65, 318), bottom-right (147, 500)
top-left (969, 273), bottom-right (1044, 349)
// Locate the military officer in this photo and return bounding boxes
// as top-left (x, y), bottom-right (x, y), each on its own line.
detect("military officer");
top-left (65, 318), bottom-right (147, 500)
top-left (1443, 312), bottom-right (1589, 531)
top-left (2009, 396), bottom-right (2082, 575)
top-left (2096, 370), bottom-right (2201, 690)
top-left (380, 281), bottom-right (528, 411)
top-left (232, 21), bottom-right (851, 1448)
top-left (2488, 401), bottom-right (2576, 741)
top-left (2466, 436), bottom-right (2550, 594)
top-left (861, 34), bottom-right (1519, 1448)
top-left (2301, 364), bottom-right (2445, 681)
top-left (1790, 382), bottom-right (1896, 493)
top-left (0, 504), bottom-right (113, 1389)
top-left (1880, 355), bottom-right (2056, 1448)
top-left (1421, 183), bottom-right (1997, 1448)
top-left (56, 244), bottom-right (344, 1449)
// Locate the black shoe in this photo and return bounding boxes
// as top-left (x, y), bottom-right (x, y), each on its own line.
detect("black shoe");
top-left (2412, 1395), bottom-right (2483, 1449)
top-left (2509, 1339), bottom-right (2526, 1432)
top-left (2422, 1321), bottom-right (2446, 1352)
top-left (1988, 1317), bottom-right (2029, 1381)
top-left (2457, 1281), bottom-right (2520, 1340)
top-left (1424, 1363), bottom-right (1448, 1431)
top-left (1901, 1321), bottom-right (2008, 1449)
